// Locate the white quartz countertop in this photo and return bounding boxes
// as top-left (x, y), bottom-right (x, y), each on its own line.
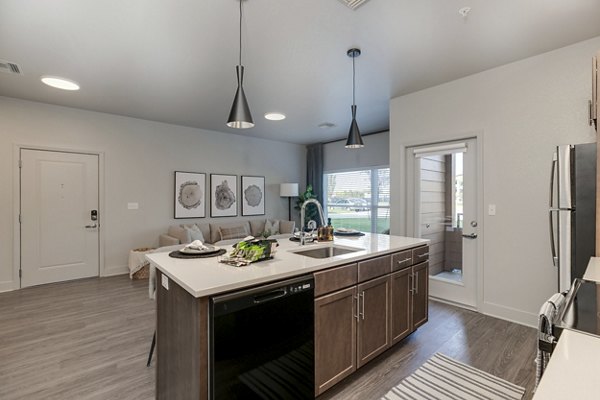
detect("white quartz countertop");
top-left (533, 329), bottom-right (600, 399)
top-left (146, 233), bottom-right (428, 298)
top-left (533, 257), bottom-right (600, 399)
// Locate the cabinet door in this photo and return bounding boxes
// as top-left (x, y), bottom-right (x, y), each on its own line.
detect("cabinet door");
top-left (390, 268), bottom-right (412, 345)
top-left (357, 275), bottom-right (391, 368)
top-left (314, 286), bottom-right (357, 396)
top-left (412, 261), bottom-right (429, 329)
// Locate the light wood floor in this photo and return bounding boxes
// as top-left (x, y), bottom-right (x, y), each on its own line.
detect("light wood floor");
top-left (0, 275), bottom-right (537, 400)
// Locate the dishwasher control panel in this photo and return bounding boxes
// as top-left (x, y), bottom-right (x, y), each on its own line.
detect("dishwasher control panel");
top-left (289, 281), bottom-right (313, 293)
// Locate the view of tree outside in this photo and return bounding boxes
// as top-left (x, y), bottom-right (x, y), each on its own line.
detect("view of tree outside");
top-left (324, 168), bottom-right (390, 233)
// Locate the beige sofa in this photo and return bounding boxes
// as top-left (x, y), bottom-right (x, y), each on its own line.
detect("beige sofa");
top-left (159, 218), bottom-right (295, 247)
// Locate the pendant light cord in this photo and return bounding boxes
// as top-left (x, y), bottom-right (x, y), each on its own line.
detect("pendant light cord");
top-left (239, 0), bottom-right (243, 66)
top-left (352, 54), bottom-right (356, 106)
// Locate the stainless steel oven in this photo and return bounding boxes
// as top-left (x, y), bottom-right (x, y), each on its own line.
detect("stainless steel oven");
top-left (209, 275), bottom-right (314, 399)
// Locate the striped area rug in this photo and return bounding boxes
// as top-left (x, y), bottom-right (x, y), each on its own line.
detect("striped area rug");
top-left (381, 353), bottom-right (526, 400)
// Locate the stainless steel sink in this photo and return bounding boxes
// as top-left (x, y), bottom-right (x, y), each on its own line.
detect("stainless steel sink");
top-left (292, 245), bottom-right (363, 259)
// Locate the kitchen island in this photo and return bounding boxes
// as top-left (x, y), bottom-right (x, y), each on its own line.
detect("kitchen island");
top-left (147, 233), bottom-right (429, 400)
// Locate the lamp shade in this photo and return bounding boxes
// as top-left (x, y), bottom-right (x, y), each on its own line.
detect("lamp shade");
top-left (345, 105), bottom-right (364, 149)
top-left (226, 65), bottom-right (254, 129)
top-left (280, 183), bottom-right (299, 197)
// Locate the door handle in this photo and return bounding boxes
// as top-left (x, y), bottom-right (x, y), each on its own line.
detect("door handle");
top-left (353, 295), bottom-right (359, 320)
top-left (85, 223), bottom-right (98, 229)
top-left (549, 209), bottom-right (558, 267)
top-left (462, 233), bottom-right (477, 239)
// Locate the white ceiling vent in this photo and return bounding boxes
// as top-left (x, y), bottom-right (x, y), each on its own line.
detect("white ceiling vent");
top-left (338, 0), bottom-right (370, 10)
top-left (0, 60), bottom-right (22, 75)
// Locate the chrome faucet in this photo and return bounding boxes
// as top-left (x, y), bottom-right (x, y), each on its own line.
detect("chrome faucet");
top-left (300, 198), bottom-right (326, 245)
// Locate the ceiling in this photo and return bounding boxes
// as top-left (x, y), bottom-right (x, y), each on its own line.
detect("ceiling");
top-left (1, 0), bottom-right (600, 145)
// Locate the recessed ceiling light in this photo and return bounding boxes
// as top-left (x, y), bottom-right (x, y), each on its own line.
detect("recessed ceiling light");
top-left (264, 112), bottom-right (286, 121)
top-left (40, 76), bottom-right (80, 91)
top-left (458, 6), bottom-right (471, 17)
top-left (318, 122), bottom-right (336, 129)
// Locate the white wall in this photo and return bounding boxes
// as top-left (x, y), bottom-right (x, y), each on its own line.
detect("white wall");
top-left (0, 97), bottom-right (306, 291)
top-left (390, 36), bottom-right (600, 327)
top-left (323, 131), bottom-right (389, 172)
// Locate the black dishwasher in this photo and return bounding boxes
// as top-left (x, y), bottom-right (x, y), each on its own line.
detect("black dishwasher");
top-left (210, 275), bottom-right (314, 400)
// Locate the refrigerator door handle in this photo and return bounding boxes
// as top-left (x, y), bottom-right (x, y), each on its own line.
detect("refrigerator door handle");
top-left (549, 209), bottom-right (558, 267)
top-left (549, 157), bottom-right (557, 209)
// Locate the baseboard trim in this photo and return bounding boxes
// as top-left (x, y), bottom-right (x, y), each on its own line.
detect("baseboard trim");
top-left (102, 265), bottom-right (129, 277)
top-left (0, 280), bottom-right (16, 293)
top-left (481, 301), bottom-right (537, 329)
top-left (429, 295), bottom-right (478, 312)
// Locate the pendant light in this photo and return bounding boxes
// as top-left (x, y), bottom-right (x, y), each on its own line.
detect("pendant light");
top-left (226, 0), bottom-right (254, 129)
top-left (345, 48), bottom-right (364, 149)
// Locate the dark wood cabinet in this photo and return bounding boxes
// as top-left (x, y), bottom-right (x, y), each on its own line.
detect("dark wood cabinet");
top-left (390, 267), bottom-right (412, 345)
top-left (357, 275), bottom-right (391, 367)
top-left (314, 286), bottom-right (357, 396)
top-left (314, 245), bottom-right (429, 396)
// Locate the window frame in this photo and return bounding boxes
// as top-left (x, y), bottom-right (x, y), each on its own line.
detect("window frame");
top-left (323, 165), bottom-right (390, 233)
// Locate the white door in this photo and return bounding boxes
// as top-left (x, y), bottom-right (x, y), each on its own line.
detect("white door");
top-left (406, 139), bottom-right (479, 308)
top-left (20, 149), bottom-right (99, 287)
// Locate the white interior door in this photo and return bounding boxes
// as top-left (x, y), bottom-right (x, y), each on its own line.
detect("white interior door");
top-left (20, 149), bottom-right (99, 287)
top-left (406, 139), bottom-right (479, 308)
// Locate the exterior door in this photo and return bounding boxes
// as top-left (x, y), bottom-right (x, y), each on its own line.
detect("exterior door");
top-left (20, 149), bottom-right (99, 287)
top-left (406, 138), bottom-right (479, 308)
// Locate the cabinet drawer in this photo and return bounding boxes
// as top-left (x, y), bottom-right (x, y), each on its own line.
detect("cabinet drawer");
top-left (358, 255), bottom-right (391, 283)
top-left (392, 250), bottom-right (413, 272)
top-left (412, 246), bottom-right (429, 263)
top-left (314, 263), bottom-right (358, 297)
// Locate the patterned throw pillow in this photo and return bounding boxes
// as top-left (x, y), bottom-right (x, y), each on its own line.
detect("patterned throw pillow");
top-left (219, 225), bottom-right (250, 241)
top-left (184, 226), bottom-right (205, 242)
top-left (264, 219), bottom-right (280, 235)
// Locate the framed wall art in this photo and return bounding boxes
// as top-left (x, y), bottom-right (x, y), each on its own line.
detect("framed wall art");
top-left (241, 176), bottom-right (265, 216)
top-left (174, 171), bottom-right (206, 219)
top-left (210, 174), bottom-right (238, 217)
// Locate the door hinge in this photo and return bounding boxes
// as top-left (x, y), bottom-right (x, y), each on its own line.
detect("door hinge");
top-left (18, 214), bottom-right (22, 224)
top-left (18, 159), bottom-right (22, 168)
top-left (19, 269), bottom-right (22, 278)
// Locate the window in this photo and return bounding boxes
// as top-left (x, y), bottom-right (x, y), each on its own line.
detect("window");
top-left (324, 167), bottom-right (390, 233)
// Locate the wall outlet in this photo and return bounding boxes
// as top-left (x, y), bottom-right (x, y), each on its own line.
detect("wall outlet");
top-left (488, 204), bottom-right (496, 216)
top-left (128, 202), bottom-right (139, 210)
top-left (161, 274), bottom-right (169, 290)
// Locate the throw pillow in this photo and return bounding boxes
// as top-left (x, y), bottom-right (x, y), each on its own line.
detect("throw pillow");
top-left (264, 219), bottom-right (280, 235)
top-left (168, 225), bottom-right (190, 244)
top-left (184, 225), bottom-right (205, 242)
top-left (219, 225), bottom-right (250, 241)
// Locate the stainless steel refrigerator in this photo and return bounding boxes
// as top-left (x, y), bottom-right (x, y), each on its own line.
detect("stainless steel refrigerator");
top-left (549, 143), bottom-right (596, 292)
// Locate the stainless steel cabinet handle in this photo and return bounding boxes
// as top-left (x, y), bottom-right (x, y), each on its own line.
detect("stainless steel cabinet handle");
top-left (359, 292), bottom-right (365, 320)
top-left (409, 274), bottom-right (414, 294)
top-left (417, 252), bottom-right (429, 258)
top-left (462, 233), bottom-right (477, 239)
top-left (413, 272), bottom-right (418, 295)
top-left (397, 258), bottom-right (411, 264)
top-left (353, 295), bottom-right (359, 320)
top-left (85, 224), bottom-right (98, 229)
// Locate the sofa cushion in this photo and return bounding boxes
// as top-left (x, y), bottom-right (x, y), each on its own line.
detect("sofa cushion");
top-left (210, 221), bottom-right (251, 243)
top-left (184, 225), bottom-right (205, 242)
top-left (219, 225), bottom-right (250, 241)
top-left (249, 219), bottom-right (266, 236)
top-left (279, 220), bottom-right (295, 234)
top-left (264, 219), bottom-right (280, 235)
top-left (181, 223), bottom-right (210, 242)
top-left (168, 225), bottom-right (189, 244)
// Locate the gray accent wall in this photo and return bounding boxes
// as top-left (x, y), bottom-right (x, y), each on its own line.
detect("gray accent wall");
top-left (323, 131), bottom-right (389, 172)
top-left (0, 97), bottom-right (306, 291)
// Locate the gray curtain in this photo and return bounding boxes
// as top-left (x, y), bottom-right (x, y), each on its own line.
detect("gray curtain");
top-left (306, 143), bottom-right (324, 205)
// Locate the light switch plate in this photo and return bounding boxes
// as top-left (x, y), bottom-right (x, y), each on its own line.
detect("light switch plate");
top-left (488, 204), bottom-right (496, 216)
top-left (128, 202), bottom-right (139, 210)
top-left (161, 274), bottom-right (169, 290)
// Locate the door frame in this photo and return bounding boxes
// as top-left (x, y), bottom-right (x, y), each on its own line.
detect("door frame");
top-left (396, 131), bottom-right (484, 311)
top-left (12, 144), bottom-right (106, 290)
